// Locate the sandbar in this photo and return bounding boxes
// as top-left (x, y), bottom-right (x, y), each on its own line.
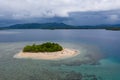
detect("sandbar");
top-left (14, 48), bottom-right (79, 60)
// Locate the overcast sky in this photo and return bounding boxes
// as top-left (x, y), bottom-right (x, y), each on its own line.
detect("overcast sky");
top-left (0, 0), bottom-right (120, 26)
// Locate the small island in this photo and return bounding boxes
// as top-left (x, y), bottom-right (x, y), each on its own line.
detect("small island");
top-left (23, 42), bottom-right (63, 52)
top-left (14, 42), bottom-right (79, 60)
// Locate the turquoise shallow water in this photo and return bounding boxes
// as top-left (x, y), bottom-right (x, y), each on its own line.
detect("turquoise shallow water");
top-left (0, 29), bottom-right (120, 80)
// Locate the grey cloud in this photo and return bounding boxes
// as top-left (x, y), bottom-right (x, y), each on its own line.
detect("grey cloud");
top-left (0, 0), bottom-right (120, 26)
top-left (64, 10), bottom-right (120, 25)
top-left (0, 0), bottom-right (120, 19)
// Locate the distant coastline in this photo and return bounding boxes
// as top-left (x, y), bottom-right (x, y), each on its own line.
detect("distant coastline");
top-left (0, 23), bottom-right (120, 30)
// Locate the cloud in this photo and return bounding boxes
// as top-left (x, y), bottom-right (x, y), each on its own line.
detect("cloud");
top-left (108, 15), bottom-right (119, 21)
top-left (64, 10), bottom-right (120, 25)
top-left (0, 0), bottom-right (120, 19)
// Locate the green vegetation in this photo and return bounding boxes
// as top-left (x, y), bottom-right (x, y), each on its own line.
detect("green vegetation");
top-left (1, 23), bottom-right (120, 30)
top-left (23, 42), bottom-right (63, 52)
top-left (106, 27), bottom-right (120, 31)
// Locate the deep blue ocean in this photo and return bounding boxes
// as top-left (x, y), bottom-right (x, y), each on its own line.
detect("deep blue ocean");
top-left (0, 29), bottom-right (120, 80)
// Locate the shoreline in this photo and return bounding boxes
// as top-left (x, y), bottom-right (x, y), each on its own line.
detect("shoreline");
top-left (14, 48), bottom-right (79, 60)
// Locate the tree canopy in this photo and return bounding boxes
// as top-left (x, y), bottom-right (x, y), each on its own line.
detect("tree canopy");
top-left (23, 42), bottom-right (63, 52)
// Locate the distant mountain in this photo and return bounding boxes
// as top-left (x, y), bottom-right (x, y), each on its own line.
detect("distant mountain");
top-left (0, 23), bottom-right (120, 30)
top-left (3, 23), bottom-right (78, 29)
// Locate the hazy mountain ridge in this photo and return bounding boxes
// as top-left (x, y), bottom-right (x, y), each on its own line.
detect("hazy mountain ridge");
top-left (0, 23), bottom-right (120, 30)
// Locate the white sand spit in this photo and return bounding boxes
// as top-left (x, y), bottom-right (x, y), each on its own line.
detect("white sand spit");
top-left (14, 48), bottom-right (79, 60)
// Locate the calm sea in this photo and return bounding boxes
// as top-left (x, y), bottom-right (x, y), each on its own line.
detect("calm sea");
top-left (0, 29), bottom-right (120, 80)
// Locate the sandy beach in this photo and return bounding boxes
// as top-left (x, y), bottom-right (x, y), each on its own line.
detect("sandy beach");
top-left (14, 48), bottom-right (79, 60)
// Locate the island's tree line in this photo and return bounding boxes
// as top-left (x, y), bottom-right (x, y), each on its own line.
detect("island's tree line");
top-left (23, 42), bottom-right (63, 52)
